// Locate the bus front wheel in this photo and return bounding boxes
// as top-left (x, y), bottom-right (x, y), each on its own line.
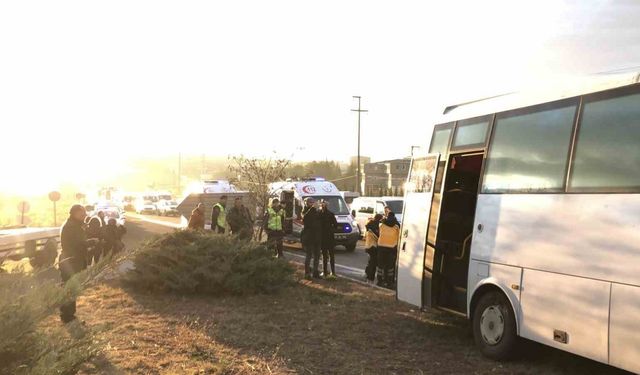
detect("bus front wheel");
top-left (472, 291), bottom-right (518, 361)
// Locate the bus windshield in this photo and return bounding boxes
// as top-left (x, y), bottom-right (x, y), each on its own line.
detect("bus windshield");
top-left (313, 196), bottom-right (350, 215)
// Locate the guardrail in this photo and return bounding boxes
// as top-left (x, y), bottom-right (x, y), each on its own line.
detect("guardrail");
top-left (0, 227), bottom-right (60, 267)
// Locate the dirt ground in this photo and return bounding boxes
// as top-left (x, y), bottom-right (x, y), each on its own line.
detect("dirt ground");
top-left (61, 266), bottom-right (627, 375)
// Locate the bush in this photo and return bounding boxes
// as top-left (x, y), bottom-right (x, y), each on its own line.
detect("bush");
top-left (0, 266), bottom-right (103, 375)
top-left (124, 230), bottom-right (295, 295)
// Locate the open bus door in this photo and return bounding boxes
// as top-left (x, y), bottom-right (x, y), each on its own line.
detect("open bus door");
top-left (397, 153), bottom-right (441, 307)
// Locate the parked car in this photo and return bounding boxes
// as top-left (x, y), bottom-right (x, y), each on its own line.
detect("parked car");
top-left (135, 199), bottom-right (157, 215)
top-left (350, 196), bottom-right (404, 236)
top-left (156, 200), bottom-right (179, 216)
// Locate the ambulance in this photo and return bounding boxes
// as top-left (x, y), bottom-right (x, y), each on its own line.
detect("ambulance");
top-left (269, 178), bottom-right (360, 251)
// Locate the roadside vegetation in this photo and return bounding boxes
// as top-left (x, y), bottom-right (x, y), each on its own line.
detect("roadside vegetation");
top-left (0, 260), bottom-right (112, 375)
top-left (124, 230), bottom-right (295, 295)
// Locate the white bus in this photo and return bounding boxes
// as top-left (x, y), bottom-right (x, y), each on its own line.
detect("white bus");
top-left (396, 72), bottom-right (640, 373)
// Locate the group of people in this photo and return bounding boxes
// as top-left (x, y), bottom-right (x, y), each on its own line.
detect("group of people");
top-left (187, 195), bottom-right (254, 240)
top-left (85, 210), bottom-right (127, 264)
top-left (299, 197), bottom-right (340, 280)
top-left (59, 205), bottom-right (127, 323)
top-left (187, 195), bottom-right (401, 287)
top-left (363, 206), bottom-right (400, 289)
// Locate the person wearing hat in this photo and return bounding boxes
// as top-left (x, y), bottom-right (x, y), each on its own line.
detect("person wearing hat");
top-left (59, 204), bottom-right (98, 323)
top-left (301, 197), bottom-right (322, 279)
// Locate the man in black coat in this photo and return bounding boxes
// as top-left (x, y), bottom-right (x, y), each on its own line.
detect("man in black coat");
top-left (59, 205), bottom-right (96, 323)
top-left (227, 197), bottom-right (254, 240)
top-left (301, 197), bottom-right (322, 279)
top-left (319, 200), bottom-right (338, 279)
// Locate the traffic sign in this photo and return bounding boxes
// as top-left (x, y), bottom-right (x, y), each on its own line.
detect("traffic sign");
top-left (17, 201), bottom-right (30, 213)
top-left (48, 191), bottom-right (61, 202)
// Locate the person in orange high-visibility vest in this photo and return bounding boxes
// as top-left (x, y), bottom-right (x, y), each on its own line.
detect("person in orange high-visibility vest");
top-left (377, 207), bottom-right (400, 289)
top-left (364, 214), bottom-right (383, 284)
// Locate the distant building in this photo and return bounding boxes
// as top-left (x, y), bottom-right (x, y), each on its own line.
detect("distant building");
top-left (362, 158), bottom-right (410, 196)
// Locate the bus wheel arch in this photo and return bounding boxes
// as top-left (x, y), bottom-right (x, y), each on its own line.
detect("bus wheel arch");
top-left (470, 284), bottom-right (519, 361)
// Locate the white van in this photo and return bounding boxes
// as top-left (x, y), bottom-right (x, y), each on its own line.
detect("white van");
top-left (350, 196), bottom-right (404, 234)
top-left (269, 178), bottom-right (360, 251)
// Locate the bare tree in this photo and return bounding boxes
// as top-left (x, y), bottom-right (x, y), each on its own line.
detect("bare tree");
top-left (228, 154), bottom-right (291, 240)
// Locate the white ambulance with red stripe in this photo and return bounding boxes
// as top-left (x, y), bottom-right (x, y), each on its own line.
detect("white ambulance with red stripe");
top-left (269, 178), bottom-right (360, 251)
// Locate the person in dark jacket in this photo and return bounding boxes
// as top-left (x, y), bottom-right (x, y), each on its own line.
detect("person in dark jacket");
top-left (97, 210), bottom-right (107, 226)
top-left (85, 215), bottom-right (103, 265)
top-left (377, 207), bottom-right (400, 289)
top-left (227, 197), bottom-right (253, 240)
top-left (301, 197), bottom-right (322, 279)
top-left (319, 200), bottom-right (338, 279)
top-left (188, 203), bottom-right (205, 230)
top-left (364, 214), bottom-right (383, 283)
top-left (103, 218), bottom-right (126, 254)
top-left (59, 205), bottom-right (95, 323)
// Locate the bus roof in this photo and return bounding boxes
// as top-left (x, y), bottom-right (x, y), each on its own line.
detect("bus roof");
top-left (438, 71), bottom-right (640, 124)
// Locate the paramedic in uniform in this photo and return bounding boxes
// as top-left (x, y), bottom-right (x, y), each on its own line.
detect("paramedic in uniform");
top-left (377, 207), bottom-right (400, 289)
top-left (264, 198), bottom-right (286, 258)
top-left (364, 213), bottom-right (383, 284)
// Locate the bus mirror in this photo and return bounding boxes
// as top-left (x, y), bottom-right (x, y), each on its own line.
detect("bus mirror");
top-left (351, 210), bottom-right (356, 218)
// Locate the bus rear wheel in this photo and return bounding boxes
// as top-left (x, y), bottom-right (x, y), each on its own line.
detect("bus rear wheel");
top-left (472, 291), bottom-right (518, 361)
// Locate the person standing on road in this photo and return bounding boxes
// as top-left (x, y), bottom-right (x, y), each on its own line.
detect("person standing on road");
top-left (301, 197), bottom-right (322, 279)
top-left (377, 207), bottom-right (400, 289)
top-left (364, 213), bottom-right (383, 284)
top-left (228, 197), bottom-right (254, 240)
top-left (85, 214), bottom-right (103, 265)
top-left (59, 205), bottom-right (96, 323)
top-left (211, 195), bottom-right (228, 234)
top-left (319, 199), bottom-right (338, 280)
top-left (103, 218), bottom-right (126, 254)
top-left (97, 210), bottom-right (107, 226)
top-left (188, 203), bottom-right (206, 230)
top-left (264, 198), bottom-right (286, 258)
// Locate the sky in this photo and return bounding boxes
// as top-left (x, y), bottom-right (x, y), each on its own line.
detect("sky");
top-left (2, 0), bottom-right (640, 194)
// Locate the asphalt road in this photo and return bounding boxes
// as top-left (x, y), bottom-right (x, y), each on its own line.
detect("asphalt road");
top-left (125, 213), bottom-right (371, 280)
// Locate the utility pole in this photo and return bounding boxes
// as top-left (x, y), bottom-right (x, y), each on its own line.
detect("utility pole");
top-left (351, 96), bottom-right (368, 195)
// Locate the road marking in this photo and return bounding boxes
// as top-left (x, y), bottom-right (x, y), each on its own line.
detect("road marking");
top-left (284, 251), bottom-right (366, 274)
top-left (284, 251), bottom-right (393, 293)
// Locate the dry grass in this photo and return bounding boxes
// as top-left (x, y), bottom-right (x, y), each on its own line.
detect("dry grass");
top-left (51, 264), bottom-right (628, 375)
